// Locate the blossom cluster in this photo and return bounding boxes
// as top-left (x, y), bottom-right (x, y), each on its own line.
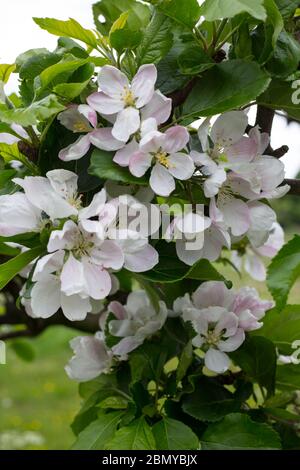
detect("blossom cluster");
top-left (0, 169), bottom-right (158, 320)
top-left (65, 281), bottom-right (273, 380)
top-left (56, 64), bottom-right (288, 280)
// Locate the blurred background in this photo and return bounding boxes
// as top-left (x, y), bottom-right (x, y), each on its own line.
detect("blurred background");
top-left (0, 0), bottom-right (299, 450)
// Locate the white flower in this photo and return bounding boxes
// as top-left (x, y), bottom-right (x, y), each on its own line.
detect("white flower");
top-left (129, 126), bottom-right (195, 196)
top-left (0, 192), bottom-right (43, 236)
top-left (65, 332), bottom-right (113, 381)
top-left (107, 290), bottom-right (168, 356)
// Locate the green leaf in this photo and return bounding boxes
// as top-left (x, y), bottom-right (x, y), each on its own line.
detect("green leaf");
top-left (0, 169), bottom-right (17, 188)
top-left (230, 336), bottom-right (277, 397)
top-left (136, 12), bottom-right (173, 66)
top-left (267, 235), bottom-right (300, 311)
top-left (110, 29), bottom-right (143, 52)
top-left (17, 50), bottom-right (61, 80)
top-left (201, 0), bottom-right (267, 21)
top-left (33, 17), bottom-right (98, 49)
top-left (176, 341), bottom-right (193, 383)
top-left (105, 417), bottom-right (156, 450)
top-left (275, 0), bottom-right (299, 18)
top-left (253, 0), bottom-right (284, 65)
top-left (10, 339), bottom-right (36, 362)
top-left (140, 242), bottom-right (227, 283)
top-left (0, 64), bottom-right (16, 83)
top-left (153, 418), bottom-right (199, 450)
top-left (71, 411), bottom-right (123, 450)
top-left (0, 245), bottom-right (44, 291)
top-left (92, 0), bottom-right (151, 35)
top-left (276, 364), bottom-right (300, 390)
top-left (178, 46), bottom-right (215, 75)
top-left (183, 60), bottom-right (270, 118)
top-left (201, 413), bottom-right (281, 449)
top-left (266, 31), bottom-right (300, 78)
top-left (182, 379), bottom-right (240, 422)
top-left (0, 95), bottom-right (65, 126)
top-left (158, 0), bottom-right (201, 29)
top-left (98, 396), bottom-right (129, 410)
top-left (255, 305), bottom-right (300, 354)
top-left (265, 408), bottom-right (300, 423)
top-left (258, 77), bottom-right (300, 121)
top-left (89, 148), bottom-right (147, 185)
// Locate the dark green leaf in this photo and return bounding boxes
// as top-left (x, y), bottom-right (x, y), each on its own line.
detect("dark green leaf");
top-left (201, 0), bottom-right (267, 21)
top-left (178, 46), bottom-right (215, 75)
top-left (105, 417), bottom-right (156, 450)
top-left (182, 379), bottom-right (240, 422)
top-left (89, 148), bottom-right (147, 185)
top-left (267, 235), bottom-right (300, 311)
top-left (0, 245), bottom-right (44, 290)
top-left (276, 364), bottom-right (300, 390)
top-left (266, 31), bottom-right (300, 78)
top-left (183, 60), bottom-right (270, 118)
top-left (201, 413), bottom-right (281, 449)
top-left (17, 51), bottom-right (61, 80)
top-left (0, 169), bottom-right (17, 188)
top-left (153, 417), bottom-right (199, 450)
top-left (158, 0), bottom-right (201, 29)
top-left (258, 77), bottom-right (300, 121)
top-left (136, 12), bottom-right (174, 66)
top-left (71, 411), bottom-right (123, 449)
top-left (275, 0), bottom-right (299, 18)
top-left (230, 336), bottom-right (277, 397)
top-left (177, 341), bottom-right (193, 383)
top-left (10, 339), bottom-right (36, 362)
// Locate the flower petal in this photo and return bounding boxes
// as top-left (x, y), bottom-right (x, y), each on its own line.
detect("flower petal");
top-left (129, 151), bottom-right (152, 177)
top-left (131, 64), bottom-right (157, 108)
top-left (87, 91), bottom-right (124, 114)
top-left (61, 293), bottom-right (91, 321)
top-left (0, 192), bottom-right (41, 236)
top-left (113, 139), bottom-right (139, 167)
top-left (32, 251), bottom-right (65, 282)
top-left (219, 198), bottom-right (250, 236)
top-left (79, 188), bottom-right (106, 220)
top-left (46, 169), bottom-right (78, 201)
top-left (89, 128), bottom-right (125, 151)
top-left (60, 253), bottom-right (87, 297)
top-left (112, 107), bottom-right (140, 142)
top-left (205, 348), bottom-right (230, 373)
top-left (168, 153), bottom-right (195, 180)
top-left (98, 65), bottom-right (129, 97)
top-left (31, 275), bottom-right (61, 318)
top-left (124, 244), bottom-right (158, 272)
top-left (163, 126), bottom-right (189, 153)
top-left (82, 259), bottom-right (112, 299)
top-left (150, 163), bottom-right (175, 196)
top-left (218, 328), bottom-right (245, 352)
top-left (92, 240), bottom-right (124, 270)
top-left (58, 134), bottom-right (91, 162)
top-left (211, 111), bottom-right (248, 145)
top-left (141, 90), bottom-right (172, 125)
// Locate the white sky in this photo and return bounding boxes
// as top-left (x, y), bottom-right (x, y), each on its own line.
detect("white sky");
top-left (0, 0), bottom-right (299, 177)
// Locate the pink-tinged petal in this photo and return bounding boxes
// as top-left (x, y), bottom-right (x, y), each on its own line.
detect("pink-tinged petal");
top-left (112, 107), bottom-right (140, 142)
top-left (211, 111), bottom-right (248, 145)
top-left (46, 169), bottom-right (78, 201)
top-left (129, 151), bottom-right (152, 177)
top-left (124, 244), bottom-right (159, 272)
top-left (254, 156), bottom-right (286, 191)
top-left (140, 130), bottom-right (164, 153)
top-left (175, 212), bottom-right (210, 235)
top-left (150, 163), bottom-right (175, 196)
top-left (163, 126), bottom-right (189, 153)
top-left (141, 90), bottom-right (172, 125)
top-left (31, 275), bottom-right (61, 318)
top-left (202, 223), bottom-right (231, 261)
top-left (89, 128), bottom-right (125, 151)
top-left (197, 118), bottom-right (211, 152)
top-left (219, 198), bottom-right (250, 236)
top-left (176, 240), bottom-right (204, 266)
top-left (192, 281), bottom-right (234, 310)
top-left (215, 312), bottom-right (238, 337)
top-left (131, 64), bottom-right (157, 108)
top-left (98, 65), bottom-right (129, 97)
top-left (204, 168), bottom-right (227, 198)
top-left (112, 337), bottom-right (142, 356)
top-left (13, 177), bottom-right (77, 220)
top-left (126, 290), bottom-right (151, 313)
top-left (87, 91), bottom-right (124, 114)
top-left (205, 348), bottom-right (230, 373)
top-left (140, 117), bottom-right (157, 137)
top-left (61, 253), bottom-right (86, 297)
top-left (59, 134), bottom-right (91, 162)
top-left (58, 106), bottom-right (93, 133)
top-left (79, 188), bottom-right (106, 220)
top-left (82, 259), bottom-right (112, 299)
top-left (227, 136), bottom-right (257, 163)
top-left (92, 240), bottom-right (124, 270)
top-left (0, 192), bottom-right (41, 236)
top-left (190, 150), bottom-right (215, 168)
top-left (209, 197), bottom-right (224, 224)
top-left (260, 184), bottom-right (290, 200)
top-left (61, 293), bottom-right (91, 321)
top-left (47, 220), bottom-right (79, 252)
top-left (168, 153), bottom-right (195, 180)
top-left (249, 126), bottom-right (270, 155)
top-left (108, 300), bottom-right (127, 320)
top-left (244, 253), bottom-right (266, 281)
top-left (32, 251), bottom-right (64, 282)
top-left (113, 139), bottom-right (139, 167)
top-left (255, 222), bottom-right (284, 258)
top-left (78, 104), bottom-right (97, 128)
top-left (218, 328), bottom-right (245, 352)
top-left (248, 201), bottom-right (276, 234)
top-left (80, 219), bottom-right (105, 238)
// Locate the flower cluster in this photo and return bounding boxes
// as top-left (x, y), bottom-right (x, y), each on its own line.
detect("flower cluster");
top-left (57, 65), bottom-right (288, 279)
top-left (66, 281), bottom-right (273, 380)
top-left (0, 169), bottom-right (158, 320)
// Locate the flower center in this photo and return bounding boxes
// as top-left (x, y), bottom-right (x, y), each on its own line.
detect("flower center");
top-left (67, 194), bottom-right (83, 210)
top-left (155, 151), bottom-right (172, 168)
top-left (73, 122), bottom-right (91, 132)
top-left (122, 87), bottom-right (136, 107)
top-left (205, 329), bottom-right (221, 346)
top-left (72, 233), bottom-right (94, 259)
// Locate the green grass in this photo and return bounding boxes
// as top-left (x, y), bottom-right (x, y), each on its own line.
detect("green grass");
top-left (0, 326), bottom-right (81, 450)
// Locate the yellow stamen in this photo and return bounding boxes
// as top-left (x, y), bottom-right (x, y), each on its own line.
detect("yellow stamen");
top-left (122, 87), bottom-right (136, 107)
top-left (155, 151), bottom-right (173, 168)
top-left (73, 122), bottom-right (91, 132)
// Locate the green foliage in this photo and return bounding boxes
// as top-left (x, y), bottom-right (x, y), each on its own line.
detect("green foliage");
top-left (0, 95), bottom-right (65, 126)
top-left (201, 413), bottom-right (282, 449)
top-left (0, 64), bottom-right (16, 83)
top-left (105, 417), bottom-right (156, 450)
top-left (267, 235), bottom-right (300, 311)
top-left (158, 0), bottom-right (201, 29)
top-left (200, 0), bottom-right (267, 21)
top-left (71, 411), bottom-right (124, 449)
top-left (10, 339), bottom-right (36, 362)
top-left (0, 245), bottom-right (44, 290)
top-left (152, 417), bottom-right (199, 450)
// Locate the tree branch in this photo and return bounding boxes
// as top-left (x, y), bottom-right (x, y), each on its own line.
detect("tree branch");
top-left (254, 105), bottom-right (289, 158)
top-left (284, 179), bottom-right (300, 196)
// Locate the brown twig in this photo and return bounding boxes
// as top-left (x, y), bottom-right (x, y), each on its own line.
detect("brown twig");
top-left (284, 179), bottom-right (300, 196)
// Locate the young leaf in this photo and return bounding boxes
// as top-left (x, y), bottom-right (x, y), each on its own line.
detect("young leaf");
top-left (267, 235), bottom-right (300, 311)
top-left (105, 417), bottom-right (156, 450)
top-left (0, 95), bottom-right (65, 126)
top-left (201, 413), bottom-right (281, 449)
top-left (71, 411), bottom-right (123, 450)
top-left (33, 17), bottom-right (98, 49)
top-left (158, 0), bottom-right (201, 29)
top-left (201, 0), bottom-right (267, 21)
top-left (0, 64), bottom-right (16, 83)
top-left (183, 60), bottom-right (270, 119)
top-left (152, 418), bottom-right (199, 450)
top-left (0, 245), bottom-right (44, 290)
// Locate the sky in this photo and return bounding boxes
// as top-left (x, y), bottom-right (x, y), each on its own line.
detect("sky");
top-left (0, 0), bottom-right (299, 177)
